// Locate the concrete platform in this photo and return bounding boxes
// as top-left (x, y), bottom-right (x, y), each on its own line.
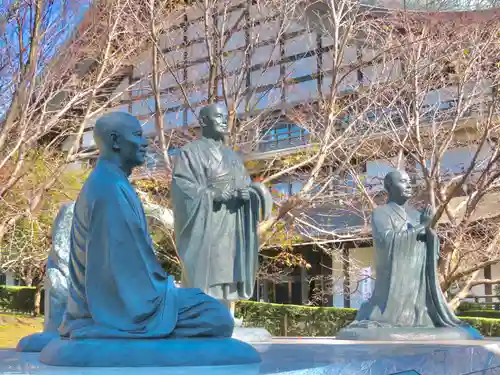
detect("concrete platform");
top-left (2, 338), bottom-right (500, 374)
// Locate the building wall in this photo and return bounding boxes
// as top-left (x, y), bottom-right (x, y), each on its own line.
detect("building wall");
top-left (331, 246), bottom-right (375, 308)
top-left (73, 1), bottom-right (499, 308)
top-left (468, 262), bottom-right (500, 298)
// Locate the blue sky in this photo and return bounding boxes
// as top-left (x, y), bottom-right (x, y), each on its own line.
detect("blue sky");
top-left (0, 1), bottom-right (91, 117)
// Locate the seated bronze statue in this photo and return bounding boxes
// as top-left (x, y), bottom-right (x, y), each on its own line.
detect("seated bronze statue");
top-left (38, 112), bottom-right (260, 367)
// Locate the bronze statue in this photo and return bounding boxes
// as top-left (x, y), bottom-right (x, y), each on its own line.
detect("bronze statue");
top-left (171, 104), bottom-right (272, 308)
top-left (38, 112), bottom-right (260, 367)
top-left (338, 169), bottom-right (481, 340)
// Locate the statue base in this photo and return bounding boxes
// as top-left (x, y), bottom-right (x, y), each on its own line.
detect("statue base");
top-left (16, 332), bottom-right (59, 353)
top-left (337, 321), bottom-right (483, 341)
top-left (233, 327), bottom-right (272, 342)
top-left (39, 337), bottom-right (261, 367)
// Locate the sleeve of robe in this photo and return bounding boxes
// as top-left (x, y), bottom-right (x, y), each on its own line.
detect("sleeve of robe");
top-left (84, 184), bottom-right (177, 336)
top-left (425, 228), bottom-right (465, 327)
top-left (171, 148), bottom-right (214, 292)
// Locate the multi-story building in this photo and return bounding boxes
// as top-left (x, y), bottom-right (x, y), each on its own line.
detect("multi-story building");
top-left (72, 0), bottom-right (500, 307)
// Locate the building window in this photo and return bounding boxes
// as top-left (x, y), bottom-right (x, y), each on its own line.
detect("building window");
top-left (259, 121), bottom-right (309, 152)
top-left (144, 148), bottom-right (179, 173)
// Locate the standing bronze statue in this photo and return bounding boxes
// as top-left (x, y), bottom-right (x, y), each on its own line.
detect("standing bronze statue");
top-left (171, 104), bottom-right (272, 310)
top-left (338, 169), bottom-right (481, 340)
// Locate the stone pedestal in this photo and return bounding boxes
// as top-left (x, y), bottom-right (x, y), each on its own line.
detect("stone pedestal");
top-left (4, 339), bottom-right (500, 374)
top-left (233, 327), bottom-right (272, 342)
top-left (337, 321), bottom-right (483, 341)
top-left (39, 337), bottom-right (261, 367)
top-left (16, 332), bottom-right (59, 353)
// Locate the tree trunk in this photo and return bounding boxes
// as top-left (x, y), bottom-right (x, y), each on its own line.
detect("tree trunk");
top-left (33, 284), bottom-right (42, 317)
top-left (449, 269), bottom-right (480, 311)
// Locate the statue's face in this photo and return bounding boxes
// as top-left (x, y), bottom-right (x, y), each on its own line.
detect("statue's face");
top-left (202, 105), bottom-right (229, 138)
top-left (115, 117), bottom-right (148, 168)
top-left (388, 171), bottom-right (412, 201)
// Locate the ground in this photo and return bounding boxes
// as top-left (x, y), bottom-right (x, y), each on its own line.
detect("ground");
top-left (0, 313), bottom-right (43, 348)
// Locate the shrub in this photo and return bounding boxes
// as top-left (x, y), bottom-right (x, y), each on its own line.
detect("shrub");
top-left (0, 286), bottom-right (44, 315)
top-left (456, 301), bottom-right (486, 312)
top-left (235, 301), bottom-right (356, 336)
top-left (460, 317), bottom-right (500, 337)
top-left (236, 300), bottom-right (500, 338)
top-left (457, 310), bottom-right (500, 319)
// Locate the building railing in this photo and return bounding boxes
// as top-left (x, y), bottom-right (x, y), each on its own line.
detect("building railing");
top-left (459, 294), bottom-right (500, 310)
top-left (137, 95), bottom-right (494, 177)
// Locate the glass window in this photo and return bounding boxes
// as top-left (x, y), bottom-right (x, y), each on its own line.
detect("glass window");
top-left (320, 51), bottom-right (334, 74)
top-left (187, 5), bottom-right (203, 21)
top-left (251, 44), bottom-right (280, 66)
top-left (285, 56), bottom-right (316, 79)
top-left (141, 116), bottom-right (155, 135)
top-left (134, 57), bottom-right (153, 77)
top-left (187, 62), bottom-right (210, 83)
top-left (187, 42), bottom-right (208, 60)
top-left (221, 50), bottom-right (245, 73)
top-left (164, 110), bottom-right (184, 128)
top-left (336, 70), bottom-right (360, 94)
top-left (159, 29), bottom-right (184, 51)
top-left (259, 122), bottom-right (309, 152)
top-left (322, 35), bottom-right (334, 48)
top-left (321, 74), bottom-right (333, 96)
top-left (131, 98), bottom-right (155, 117)
top-left (187, 19), bottom-right (204, 41)
top-left (362, 61), bottom-right (401, 85)
top-left (188, 88), bottom-right (209, 104)
top-left (218, 8), bottom-right (245, 29)
top-left (160, 72), bottom-right (182, 91)
top-left (287, 21), bottom-right (306, 33)
top-left (249, 4), bottom-right (266, 20)
top-left (224, 30), bottom-right (246, 51)
top-left (250, 66), bottom-right (280, 87)
top-left (252, 21), bottom-right (280, 44)
top-left (186, 109), bottom-right (198, 126)
top-left (285, 33), bottom-right (315, 57)
top-left (164, 48), bottom-right (185, 69)
top-left (286, 79), bottom-right (318, 104)
top-left (248, 87), bottom-right (282, 111)
top-left (270, 180), bottom-right (304, 201)
top-left (82, 131), bottom-right (95, 148)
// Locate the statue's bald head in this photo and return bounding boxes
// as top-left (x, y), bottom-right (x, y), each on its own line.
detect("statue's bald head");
top-left (93, 112), bottom-right (148, 171)
top-left (94, 112), bottom-right (139, 152)
top-left (199, 104), bottom-right (218, 121)
top-left (199, 103), bottom-right (229, 141)
top-left (384, 169), bottom-right (412, 203)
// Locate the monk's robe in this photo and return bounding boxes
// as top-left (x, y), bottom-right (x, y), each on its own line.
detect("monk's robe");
top-left (355, 201), bottom-right (464, 328)
top-left (171, 137), bottom-right (271, 301)
top-left (60, 159), bottom-right (233, 339)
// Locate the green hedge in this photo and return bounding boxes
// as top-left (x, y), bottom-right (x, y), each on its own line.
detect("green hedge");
top-left (0, 286), bottom-right (44, 314)
top-left (236, 300), bottom-right (500, 337)
top-left (457, 310), bottom-right (500, 319)
top-left (460, 317), bottom-right (500, 337)
top-left (2, 288), bottom-right (500, 337)
top-left (235, 301), bottom-right (356, 336)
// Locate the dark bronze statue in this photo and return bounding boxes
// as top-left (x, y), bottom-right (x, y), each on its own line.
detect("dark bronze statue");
top-left (338, 170), bottom-right (481, 340)
top-left (37, 112), bottom-right (260, 367)
top-left (171, 104), bottom-right (272, 307)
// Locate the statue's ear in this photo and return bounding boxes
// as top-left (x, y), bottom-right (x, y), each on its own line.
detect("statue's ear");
top-left (199, 115), bottom-right (206, 127)
top-left (110, 131), bottom-right (120, 151)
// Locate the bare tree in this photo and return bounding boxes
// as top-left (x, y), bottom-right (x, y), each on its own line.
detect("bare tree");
top-left (123, 0), bottom-right (402, 295)
top-left (0, 0), bottom-right (169, 295)
top-left (340, 10), bottom-right (500, 308)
